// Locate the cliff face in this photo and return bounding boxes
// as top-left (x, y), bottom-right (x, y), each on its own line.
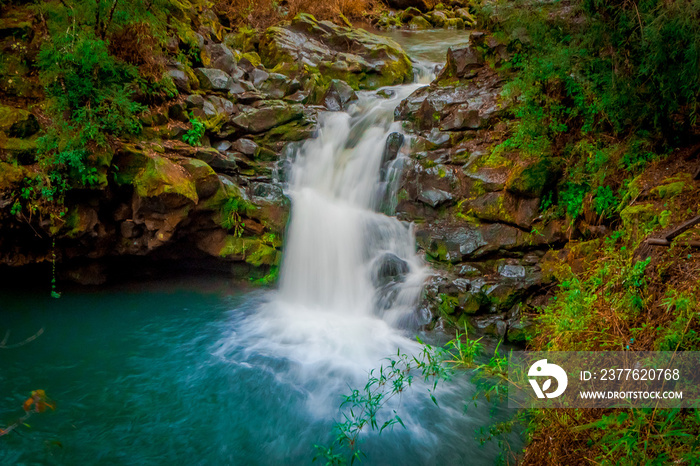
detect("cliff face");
top-left (0, 7), bottom-right (412, 284)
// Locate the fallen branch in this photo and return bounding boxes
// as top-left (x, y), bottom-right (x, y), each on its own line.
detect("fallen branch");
top-left (0, 328), bottom-right (45, 349)
top-left (665, 215), bottom-right (700, 241)
top-left (646, 238), bottom-right (700, 247)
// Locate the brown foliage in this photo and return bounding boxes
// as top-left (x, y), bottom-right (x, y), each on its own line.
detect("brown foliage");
top-left (214, 0), bottom-right (376, 29)
top-left (108, 22), bottom-right (165, 79)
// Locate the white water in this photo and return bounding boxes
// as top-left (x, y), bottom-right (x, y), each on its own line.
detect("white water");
top-left (215, 77), bottom-right (439, 412)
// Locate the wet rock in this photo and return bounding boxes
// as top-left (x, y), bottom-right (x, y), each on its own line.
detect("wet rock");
top-left (373, 252), bottom-right (410, 286)
top-left (417, 188), bottom-right (453, 208)
top-left (323, 79), bottom-right (358, 111)
top-left (454, 8), bottom-right (477, 27)
top-left (396, 68), bottom-right (503, 131)
top-left (408, 16), bottom-right (432, 30)
top-left (381, 132), bottom-right (404, 173)
top-left (194, 68), bottom-right (233, 91)
top-left (259, 14), bottom-right (413, 90)
top-left (428, 10), bottom-right (448, 27)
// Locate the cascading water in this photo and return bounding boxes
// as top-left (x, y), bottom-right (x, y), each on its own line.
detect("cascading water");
top-left (215, 82), bottom-right (434, 413)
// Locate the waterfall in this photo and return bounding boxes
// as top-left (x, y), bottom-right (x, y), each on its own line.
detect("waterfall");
top-left (278, 86), bottom-right (428, 328)
top-left (216, 76), bottom-right (438, 414)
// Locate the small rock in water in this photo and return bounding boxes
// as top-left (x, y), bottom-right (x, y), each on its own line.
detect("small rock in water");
top-left (373, 252), bottom-right (410, 287)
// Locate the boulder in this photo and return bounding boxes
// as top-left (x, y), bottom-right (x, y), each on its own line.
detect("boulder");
top-left (194, 68), bottom-right (233, 91)
top-left (408, 16), bottom-right (432, 30)
top-left (232, 102), bottom-right (304, 134)
top-left (323, 79), bottom-right (358, 111)
top-left (201, 43), bottom-right (238, 75)
top-left (259, 14), bottom-right (413, 90)
top-left (373, 252), bottom-right (410, 286)
top-left (428, 11), bottom-right (448, 27)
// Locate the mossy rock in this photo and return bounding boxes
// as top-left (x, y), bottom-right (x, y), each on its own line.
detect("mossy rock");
top-left (0, 135), bottom-right (38, 164)
top-left (0, 105), bottom-right (40, 138)
top-left (241, 51), bottom-right (262, 68)
top-left (259, 14), bottom-right (413, 90)
top-left (224, 28), bottom-right (260, 53)
top-left (409, 16), bottom-right (432, 30)
top-left (0, 161), bottom-right (25, 190)
top-left (219, 235), bottom-right (280, 267)
top-left (506, 157), bottom-right (560, 198)
top-left (445, 18), bottom-right (465, 29)
top-left (650, 173), bottom-right (694, 199)
top-left (620, 203), bottom-right (659, 233)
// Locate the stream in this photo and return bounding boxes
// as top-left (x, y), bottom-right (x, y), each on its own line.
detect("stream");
top-left (0, 30), bottom-right (519, 465)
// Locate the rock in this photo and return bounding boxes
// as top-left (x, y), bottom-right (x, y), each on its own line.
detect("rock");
top-left (202, 43), bottom-right (238, 75)
top-left (381, 132), bottom-right (404, 173)
top-left (439, 103), bottom-right (481, 130)
top-left (194, 68), bottom-right (232, 91)
top-left (417, 188), bottom-right (453, 208)
top-left (459, 191), bottom-right (540, 229)
top-left (373, 252), bottom-right (410, 286)
top-left (408, 16), bottom-right (432, 30)
top-left (231, 138), bottom-right (259, 156)
top-left (445, 18), bottom-right (465, 29)
top-left (395, 67), bottom-right (503, 131)
top-left (0, 136), bottom-right (38, 165)
top-left (428, 11), bottom-right (448, 27)
top-left (232, 102), bottom-right (304, 133)
top-left (260, 73), bottom-right (292, 99)
top-left (259, 14), bottom-right (413, 90)
top-left (400, 7), bottom-right (424, 22)
top-left (323, 79), bottom-right (358, 111)
top-left (166, 64), bottom-right (198, 93)
top-left (506, 158), bottom-right (560, 198)
top-left (0, 105), bottom-right (40, 138)
top-left (454, 8), bottom-right (477, 27)
top-left (436, 46), bottom-right (483, 82)
top-left (249, 68), bottom-right (270, 88)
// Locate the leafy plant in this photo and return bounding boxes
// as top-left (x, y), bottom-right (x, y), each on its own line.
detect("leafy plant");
top-left (182, 116), bottom-right (206, 146)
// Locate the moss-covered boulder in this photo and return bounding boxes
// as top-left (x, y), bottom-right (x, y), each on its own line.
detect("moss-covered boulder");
top-left (408, 16), bottom-right (432, 30)
top-left (259, 14), bottom-right (413, 90)
top-left (0, 105), bottom-right (40, 138)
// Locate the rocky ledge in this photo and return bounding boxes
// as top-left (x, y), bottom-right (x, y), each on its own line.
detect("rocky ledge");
top-left (393, 32), bottom-right (568, 342)
top-left (0, 12), bottom-right (413, 284)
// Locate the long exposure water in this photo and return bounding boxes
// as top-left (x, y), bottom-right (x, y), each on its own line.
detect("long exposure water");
top-left (1, 31), bottom-right (519, 465)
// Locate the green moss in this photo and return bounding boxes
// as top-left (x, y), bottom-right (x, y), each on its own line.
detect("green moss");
top-left (132, 155), bottom-right (198, 203)
top-left (241, 51), bottom-right (262, 68)
top-left (219, 236), bottom-right (280, 267)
